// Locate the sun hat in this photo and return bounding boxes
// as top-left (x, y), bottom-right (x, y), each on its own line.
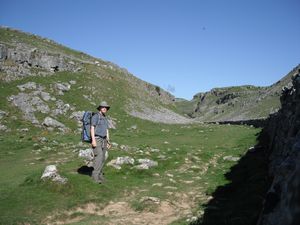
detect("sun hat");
top-left (97, 101), bottom-right (110, 110)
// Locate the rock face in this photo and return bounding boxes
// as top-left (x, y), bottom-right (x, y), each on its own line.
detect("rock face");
top-left (0, 42), bottom-right (78, 81)
top-left (257, 68), bottom-right (300, 225)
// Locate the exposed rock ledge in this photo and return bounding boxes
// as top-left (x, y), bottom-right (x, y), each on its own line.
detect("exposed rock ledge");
top-left (257, 68), bottom-right (300, 225)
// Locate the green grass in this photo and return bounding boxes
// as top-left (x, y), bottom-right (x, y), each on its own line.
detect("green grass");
top-left (0, 116), bottom-right (260, 224)
top-left (0, 27), bottom-right (268, 224)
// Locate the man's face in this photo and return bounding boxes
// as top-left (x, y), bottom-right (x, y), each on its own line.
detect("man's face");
top-left (100, 107), bottom-right (108, 114)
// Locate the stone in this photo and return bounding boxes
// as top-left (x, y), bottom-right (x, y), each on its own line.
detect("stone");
top-left (127, 125), bottom-right (137, 130)
top-left (138, 158), bottom-right (158, 167)
top-left (111, 142), bottom-right (119, 148)
top-left (40, 91), bottom-right (51, 101)
top-left (0, 110), bottom-right (8, 119)
top-left (9, 92), bottom-right (50, 124)
top-left (42, 117), bottom-right (66, 128)
top-left (150, 148), bottom-right (160, 152)
top-left (133, 158), bottom-right (158, 169)
top-left (54, 82), bottom-right (71, 92)
top-left (107, 156), bottom-right (135, 169)
top-left (139, 196), bottom-right (160, 204)
top-left (70, 111), bottom-right (84, 121)
top-left (0, 124), bottom-right (8, 131)
top-left (78, 148), bottom-right (94, 161)
top-left (120, 145), bottom-right (130, 151)
top-left (52, 100), bottom-right (71, 116)
top-left (223, 155), bottom-right (240, 162)
top-left (17, 82), bottom-right (37, 91)
top-left (107, 118), bottom-right (117, 129)
top-left (41, 165), bottom-right (68, 184)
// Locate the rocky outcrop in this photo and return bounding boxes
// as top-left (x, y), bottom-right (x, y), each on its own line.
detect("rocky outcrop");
top-left (176, 66), bottom-right (300, 122)
top-left (0, 43), bottom-right (81, 81)
top-left (257, 68), bottom-right (300, 225)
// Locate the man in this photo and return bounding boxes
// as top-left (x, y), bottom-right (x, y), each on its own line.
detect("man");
top-left (90, 101), bottom-right (111, 184)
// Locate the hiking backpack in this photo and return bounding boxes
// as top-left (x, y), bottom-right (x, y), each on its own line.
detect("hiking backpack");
top-left (81, 111), bottom-right (95, 142)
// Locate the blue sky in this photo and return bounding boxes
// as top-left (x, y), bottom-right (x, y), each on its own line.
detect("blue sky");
top-left (1, 0), bottom-right (299, 100)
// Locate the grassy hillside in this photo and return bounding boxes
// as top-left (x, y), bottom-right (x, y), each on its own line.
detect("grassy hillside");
top-left (175, 66), bottom-right (300, 122)
top-left (0, 27), bottom-right (266, 224)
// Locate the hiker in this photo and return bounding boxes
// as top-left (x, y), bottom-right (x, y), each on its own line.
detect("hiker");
top-left (90, 101), bottom-right (111, 184)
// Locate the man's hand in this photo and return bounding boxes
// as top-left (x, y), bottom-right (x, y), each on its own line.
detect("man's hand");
top-left (107, 140), bottom-right (112, 149)
top-left (91, 140), bottom-right (97, 148)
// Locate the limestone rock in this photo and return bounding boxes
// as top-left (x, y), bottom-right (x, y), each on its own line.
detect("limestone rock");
top-left (139, 196), bottom-right (160, 204)
top-left (70, 111), bottom-right (84, 121)
top-left (258, 68), bottom-right (300, 225)
top-left (78, 148), bottom-right (94, 161)
top-left (133, 158), bottom-right (158, 170)
top-left (0, 124), bottom-right (8, 131)
top-left (42, 117), bottom-right (65, 128)
top-left (223, 155), bottom-right (240, 162)
top-left (107, 156), bottom-right (135, 169)
top-left (41, 165), bottom-right (68, 184)
top-left (0, 110), bottom-right (8, 119)
top-left (9, 92), bottom-right (50, 124)
top-left (54, 82), bottom-right (71, 95)
top-left (17, 82), bottom-right (37, 91)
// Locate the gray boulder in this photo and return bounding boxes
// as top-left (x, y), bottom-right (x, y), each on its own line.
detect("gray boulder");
top-left (17, 82), bottom-right (37, 91)
top-left (42, 117), bottom-right (66, 128)
top-left (70, 111), bottom-right (84, 122)
top-left (107, 156), bottom-right (135, 169)
top-left (134, 158), bottom-right (158, 170)
top-left (78, 148), bottom-right (94, 161)
top-left (223, 155), bottom-right (240, 162)
top-left (41, 165), bottom-right (68, 184)
top-left (54, 82), bottom-right (71, 95)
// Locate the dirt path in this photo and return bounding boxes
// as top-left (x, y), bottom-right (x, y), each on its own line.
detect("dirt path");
top-left (44, 191), bottom-right (197, 225)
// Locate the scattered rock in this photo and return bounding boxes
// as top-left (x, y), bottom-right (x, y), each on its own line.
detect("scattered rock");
top-left (69, 80), bottom-right (76, 85)
top-left (9, 92), bottom-right (50, 124)
top-left (111, 142), bottom-right (119, 148)
top-left (150, 148), bottom-right (160, 153)
top-left (120, 145), bottom-right (130, 151)
top-left (42, 117), bottom-right (66, 129)
top-left (140, 196), bottom-right (160, 204)
top-left (17, 82), bottom-right (37, 91)
top-left (40, 91), bottom-right (51, 101)
top-left (0, 110), bottom-right (8, 119)
top-left (78, 148), bottom-right (94, 161)
top-left (127, 125), bottom-right (137, 130)
top-left (18, 128), bottom-right (29, 132)
top-left (0, 124), bottom-right (8, 131)
top-left (107, 156), bottom-right (135, 169)
top-left (54, 82), bottom-right (71, 95)
top-left (152, 183), bottom-right (163, 187)
top-left (107, 117), bottom-right (117, 129)
top-left (223, 155), bottom-right (240, 162)
top-left (38, 137), bottom-right (48, 143)
top-left (41, 165), bottom-right (68, 184)
top-left (52, 100), bottom-right (71, 116)
top-left (133, 158), bottom-right (158, 169)
top-left (69, 111), bottom-right (84, 121)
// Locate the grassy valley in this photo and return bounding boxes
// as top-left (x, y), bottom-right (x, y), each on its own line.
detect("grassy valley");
top-left (0, 27), bottom-right (276, 224)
